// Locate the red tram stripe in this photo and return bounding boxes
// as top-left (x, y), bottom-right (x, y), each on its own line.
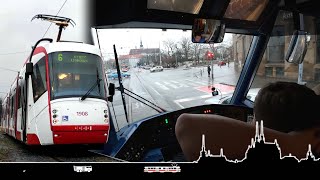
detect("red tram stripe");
top-left (16, 131), bottom-right (21, 141)
top-left (26, 134), bottom-right (40, 145)
top-left (52, 131), bottom-right (108, 144)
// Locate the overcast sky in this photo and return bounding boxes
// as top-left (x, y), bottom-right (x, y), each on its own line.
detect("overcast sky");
top-left (0, 0), bottom-right (89, 98)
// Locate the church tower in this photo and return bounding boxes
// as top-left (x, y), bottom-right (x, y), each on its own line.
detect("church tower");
top-left (140, 37), bottom-right (144, 49)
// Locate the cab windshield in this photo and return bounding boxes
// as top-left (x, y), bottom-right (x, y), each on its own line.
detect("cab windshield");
top-left (98, 29), bottom-right (251, 129)
top-left (49, 51), bottom-right (106, 100)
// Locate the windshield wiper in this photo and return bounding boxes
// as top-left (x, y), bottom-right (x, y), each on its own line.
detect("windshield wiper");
top-left (96, 68), bottom-right (101, 94)
top-left (80, 78), bottom-right (102, 101)
top-left (116, 87), bottom-right (167, 113)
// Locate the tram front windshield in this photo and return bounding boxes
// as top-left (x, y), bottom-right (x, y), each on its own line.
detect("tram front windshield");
top-left (49, 51), bottom-right (106, 100)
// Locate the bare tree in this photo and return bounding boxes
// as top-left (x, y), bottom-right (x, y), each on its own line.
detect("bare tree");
top-left (163, 39), bottom-right (176, 57)
top-left (180, 37), bottom-right (192, 61)
top-left (191, 43), bottom-right (204, 64)
top-left (192, 43), bottom-right (213, 64)
top-left (0, 98), bottom-right (2, 118)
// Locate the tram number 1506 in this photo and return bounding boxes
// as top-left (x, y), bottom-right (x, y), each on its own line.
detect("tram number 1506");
top-left (77, 112), bottom-right (88, 116)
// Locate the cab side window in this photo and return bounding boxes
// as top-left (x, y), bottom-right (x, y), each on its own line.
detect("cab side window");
top-left (31, 58), bottom-right (47, 102)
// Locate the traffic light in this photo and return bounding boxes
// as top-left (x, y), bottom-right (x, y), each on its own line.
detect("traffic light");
top-left (207, 52), bottom-right (214, 60)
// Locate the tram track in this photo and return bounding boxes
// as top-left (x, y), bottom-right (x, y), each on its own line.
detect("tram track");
top-left (1, 132), bottom-right (124, 162)
top-left (27, 144), bottom-right (124, 162)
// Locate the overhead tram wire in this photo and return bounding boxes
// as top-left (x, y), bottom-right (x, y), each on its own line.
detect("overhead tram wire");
top-left (0, 66), bottom-right (19, 73)
top-left (0, 51), bottom-right (29, 56)
top-left (42, 0), bottom-right (68, 38)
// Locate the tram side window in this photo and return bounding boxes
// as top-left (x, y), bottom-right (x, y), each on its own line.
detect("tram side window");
top-left (11, 94), bottom-right (16, 119)
top-left (10, 96), bottom-right (14, 118)
top-left (0, 106), bottom-right (2, 120)
top-left (17, 86), bottom-right (21, 109)
top-left (1, 106), bottom-right (3, 120)
top-left (31, 58), bottom-right (47, 102)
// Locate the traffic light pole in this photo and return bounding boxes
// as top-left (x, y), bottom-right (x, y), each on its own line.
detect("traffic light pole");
top-left (211, 60), bottom-right (214, 79)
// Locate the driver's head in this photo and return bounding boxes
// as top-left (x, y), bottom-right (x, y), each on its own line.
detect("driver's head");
top-left (253, 81), bottom-right (320, 133)
top-left (194, 32), bottom-right (202, 42)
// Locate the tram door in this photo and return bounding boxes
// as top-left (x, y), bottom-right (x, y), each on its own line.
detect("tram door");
top-left (16, 83), bottom-right (23, 141)
top-left (20, 79), bottom-right (27, 142)
top-left (26, 71), bottom-right (36, 136)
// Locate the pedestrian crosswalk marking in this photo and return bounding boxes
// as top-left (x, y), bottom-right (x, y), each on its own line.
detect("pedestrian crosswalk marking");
top-left (163, 81), bottom-right (179, 89)
top-left (154, 79), bottom-right (210, 91)
top-left (170, 80), bottom-right (189, 88)
top-left (154, 79), bottom-right (235, 95)
top-left (155, 81), bottom-right (192, 90)
top-left (185, 79), bottom-right (207, 86)
top-left (155, 82), bottom-right (170, 90)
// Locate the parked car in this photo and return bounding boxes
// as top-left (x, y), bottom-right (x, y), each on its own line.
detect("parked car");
top-left (183, 65), bottom-right (191, 70)
top-left (205, 88), bottom-right (261, 105)
top-left (150, 66), bottom-right (164, 72)
top-left (143, 66), bottom-right (152, 70)
top-left (121, 67), bottom-right (129, 72)
top-left (217, 60), bottom-right (226, 66)
top-left (107, 71), bottom-right (131, 79)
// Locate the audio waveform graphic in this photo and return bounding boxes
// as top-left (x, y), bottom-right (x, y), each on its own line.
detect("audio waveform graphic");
top-left (195, 121), bottom-right (320, 163)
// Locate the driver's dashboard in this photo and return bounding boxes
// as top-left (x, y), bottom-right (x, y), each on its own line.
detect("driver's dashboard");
top-left (111, 104), bottom-right (253, 162)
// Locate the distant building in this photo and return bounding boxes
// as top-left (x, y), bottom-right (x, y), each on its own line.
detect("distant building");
top-left (106, 54), bottom-right (142, 69)
top-left (129, 48), bottom-right (160, 56)
top-left (106, 39), bottom-right (161, 68)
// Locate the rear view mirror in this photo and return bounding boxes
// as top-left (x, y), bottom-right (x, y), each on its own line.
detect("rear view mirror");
top-left (107, 83), bottom-right (115, 102)
top-left (25, 62), bottom-right (33, 76)
top-left (192, 18), bottom-right (225, 43)
top-left (285, 30), bottom-right (308, 64)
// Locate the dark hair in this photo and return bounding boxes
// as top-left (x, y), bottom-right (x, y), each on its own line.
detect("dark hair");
top-left (254, 81), bottom-right (320, 133)
top-left (194, 32), bottom-right (202, 37)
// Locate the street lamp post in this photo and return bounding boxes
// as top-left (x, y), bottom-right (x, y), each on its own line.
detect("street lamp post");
top-left (175, 53), bottom-right (178, 67)
top-left (211, 59), bottom-right (214, 79)
top-left (159, 42), bottom-right (162, 66)
top-left (160, 52), bottom-right (162, 66)
top-left (207, 52), bottom-right (214, 79)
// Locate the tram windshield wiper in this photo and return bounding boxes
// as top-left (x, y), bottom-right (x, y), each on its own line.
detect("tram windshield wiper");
top-left (80, 77), bottom-right (102, 101)
top-left (96, 68), bottom-right (101, 94)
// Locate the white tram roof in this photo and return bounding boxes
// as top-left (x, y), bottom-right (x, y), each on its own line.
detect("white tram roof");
top-left (41, 41), bottom-right (101, 56)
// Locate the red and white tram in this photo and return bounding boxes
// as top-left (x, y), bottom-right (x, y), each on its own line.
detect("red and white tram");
top-left (0, 41), bottom-right (110, 145)
top-left (144, 165), bottom-right (181, 173)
